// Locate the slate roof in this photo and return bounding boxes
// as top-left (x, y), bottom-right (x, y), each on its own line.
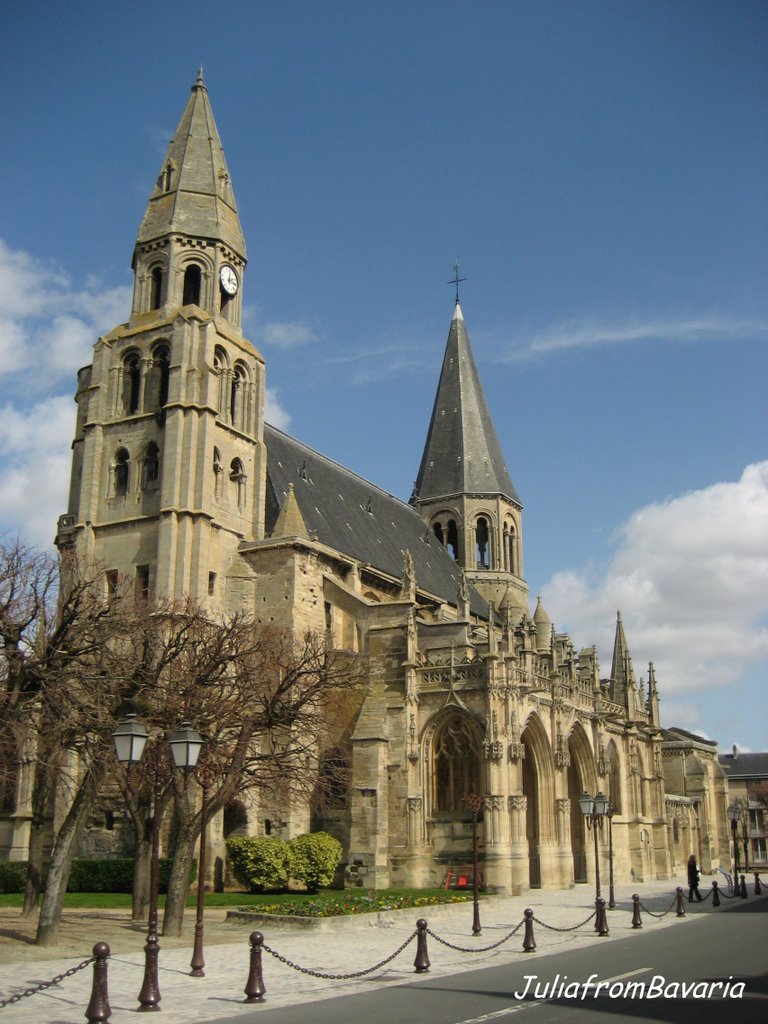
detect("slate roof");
top-left (718, 751), bottom-right (768, 778)
top-left (135, 71), bottom-right (246, 260)
top-left (662, 727), bottom-right (718, 748)
top-left (264, 423), bottom-right (486, 615)
top-left (414, 303), bottom-right (520, 505)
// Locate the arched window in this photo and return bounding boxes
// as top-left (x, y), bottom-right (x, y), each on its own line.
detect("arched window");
top-left (150, 267), bottom-right (163, 310)
top-left (152, 345), bottom-right (170, 410)
top-left (230, 364), bottom-right (248, 430)
top-left (230, 457), bottom-right (246, 509)
top-left (433, 522), bottom-right (444, 544)
top-left (114, 448), bottom-right (130, 497)
top-left (446, 519), bottom-right (459, 561)
top-left (432, 713), bottom-right (481, 814)
top-left (183, 264), bottom-right (202, 306)
top-left (475, 516), bottom-right (490, 569)
top-left (608, 742), bottom-right (622, 813)
top-left (123, 353), bottom-right (141, 415)
top-left (213, 347), bottom-right (228, 417)
top-left (142, 442), bottom-right (160, 490)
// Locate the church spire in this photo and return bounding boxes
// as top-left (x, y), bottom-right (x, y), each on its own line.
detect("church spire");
top-left (610, 610), bottom-right (637, 704)
top-left (414, 302), bottom-right (519, 505)
top-left (134, 71), bottom-right (245, 262)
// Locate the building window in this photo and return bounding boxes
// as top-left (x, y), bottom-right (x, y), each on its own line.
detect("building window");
top-left (475, 516), bottom-right (490, 569)
top-left (432, 713), bottom-right (481, 814)
top-left (213, 447), bottom-right (223, 498)
top-left (142, 442), bottom-right (160, 490)
top-left (230, 364), bottom-right (248, 429)
top-left (183, 264), bottom-right (202, 306)
top-left (752, 838), bottom-right (767, 863)
top-left (208, 571), bottom-right (216, 596)
top-left (105, 569), bottom-right (119, 597)
top-left (123, 353), bottom-right (141, 415)
top-left (114, 448), bottom-right (130, 497)
top-left (230, 458), bottom-right (246, 509)
top-left (150, 267), bottom-right (163, 310)
top-left (152, 345), bottom-right (170, 410)
top-left (135, 565), bottom-right (150, 602)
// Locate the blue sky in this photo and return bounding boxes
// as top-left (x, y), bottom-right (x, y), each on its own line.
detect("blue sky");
top-left (1, 1), bottom-right (766, 750)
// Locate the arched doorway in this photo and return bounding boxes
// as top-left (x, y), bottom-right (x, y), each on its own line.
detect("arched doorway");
top-left (521, 716), bottom-right (554, 889)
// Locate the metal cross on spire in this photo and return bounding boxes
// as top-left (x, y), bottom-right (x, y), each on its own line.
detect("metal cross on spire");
top-left (447, 261), bottom-right (467, 305)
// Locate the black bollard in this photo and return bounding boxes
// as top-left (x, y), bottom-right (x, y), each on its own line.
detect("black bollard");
top-left (740, 874), bottom-right (748, 898)
top-left (85, 942), bottom-right (111, 1024)
top-left (522, 908), bottom-right (536, 952)
top-left (675, 886), bottom-right (686, 917)
top-left (414, 918), bottom-right (430, 973)
top-left (244, 931), bottom-right (266, 1003)
top-left (712, 880), bottom-right (720, 907)
top-left (596, 896), bottom-right (609, 936)
top-left (631, 893), bottom-right (642, 928)
top-left (755, 872), bottom-right (762, 895)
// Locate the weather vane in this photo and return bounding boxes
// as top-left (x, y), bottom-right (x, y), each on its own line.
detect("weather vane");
top-left (447, 261), bottom-right (467, 304)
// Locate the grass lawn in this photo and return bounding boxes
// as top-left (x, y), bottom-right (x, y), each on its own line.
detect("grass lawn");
top-left (0, 887), bottom-right (472, 914)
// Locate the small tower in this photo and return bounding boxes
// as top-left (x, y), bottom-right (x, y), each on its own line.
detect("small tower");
top-left (56, 72), bottom-right (266, 606)
top-left (412, 300), bottom-right (528, 611)
top-left (610, 611), bottom-right (637, 711)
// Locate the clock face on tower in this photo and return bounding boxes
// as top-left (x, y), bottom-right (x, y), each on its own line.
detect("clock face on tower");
top-left (219, 264), bottom-right (239, 296)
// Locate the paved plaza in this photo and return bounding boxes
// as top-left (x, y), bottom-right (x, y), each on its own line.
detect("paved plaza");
top-left (0, 877), bottom-right (757, 1024)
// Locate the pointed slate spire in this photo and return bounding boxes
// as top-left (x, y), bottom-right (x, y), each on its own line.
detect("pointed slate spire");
top-left (134, 70), bottom-right (246, 263)
top-left (414, 303), bottom-right (520, 504)
top-left (610, 610), bottom-right (636, 703)
top-left (271, 483), bottom-right (309, 540)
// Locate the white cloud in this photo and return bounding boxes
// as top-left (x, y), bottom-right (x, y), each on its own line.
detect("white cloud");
top-left (541, 462), bottom-right (768, 723)
top-left (259, 321), bottom-right (316, 349)
top-left (502, 315), bottom-right (768, 361)
top-left (0, 238), bottom-right (131, 383)
top-left (0, 395), bottom-right (75, 550)
top-left (264, 387), bottom-right (291, 431)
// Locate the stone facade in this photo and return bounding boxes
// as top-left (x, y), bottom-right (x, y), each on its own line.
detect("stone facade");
top-left (1, 74), bottom-right (733, 893)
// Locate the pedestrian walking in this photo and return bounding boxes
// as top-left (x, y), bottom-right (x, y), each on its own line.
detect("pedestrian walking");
top-left (688, 854), bottom-right (703, 901)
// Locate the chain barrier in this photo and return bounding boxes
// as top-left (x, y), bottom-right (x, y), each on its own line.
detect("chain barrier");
top-left (0, 955), bottom-right (96, 1009)
top-left (261, 931), bottom-right (417, 981)
top-left (426, 918), bottom-right (524, 954)
top-left (532, 909), bottom-right (596, 932)
top-left (638, 892), bottom-right (678, 918)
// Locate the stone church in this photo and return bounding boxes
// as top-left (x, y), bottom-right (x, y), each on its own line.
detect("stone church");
top-left (10, 73), bottom-right (733, 892)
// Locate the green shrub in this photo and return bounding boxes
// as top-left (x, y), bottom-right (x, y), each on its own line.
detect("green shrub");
top-left (0, 861), bottom-right (27, 893)
top-left (226, 836), bottom-right (291, 893)
top-left (288, 832), bottom-right (342, 892)
top-left (66, 858), bottom-right (196, 894)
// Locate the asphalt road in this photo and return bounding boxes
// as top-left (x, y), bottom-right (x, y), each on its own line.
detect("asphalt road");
top-left (206, 899), bottom-right (767, 1024)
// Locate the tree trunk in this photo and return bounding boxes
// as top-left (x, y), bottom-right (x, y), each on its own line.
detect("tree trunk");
top-left (35, 762), bottom-right (102, 946)
top-left (132, 829), bottom-right (153, 922)
top-left (21, 822), bottom-right (45, 917)
top-left (161, 821), bottom-right (197, 937)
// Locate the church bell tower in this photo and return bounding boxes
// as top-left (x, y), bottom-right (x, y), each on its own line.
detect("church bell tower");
top-left (56, 72), bottom-right (266, 607)
top-left (412, 300), bottom-right (528, 613)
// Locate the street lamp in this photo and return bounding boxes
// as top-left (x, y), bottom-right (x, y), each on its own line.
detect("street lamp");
top-left (464, 787), bottom-right (484, 936)
top-left (605, 801), bottom-right (616, 909)
top-left (113, 715), bottom-right (202, 1011)
top-left (727, 803), bottom-right (740, 890)
top-left (579, 790), bottom-right (609, 936)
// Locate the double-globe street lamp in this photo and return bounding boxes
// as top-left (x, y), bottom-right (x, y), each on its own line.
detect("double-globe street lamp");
top-left (112, 715), bottom-right (205, 1011)
top-left (578, 790), bottom-right (609, 936)
top-left (727, 802), bottom-right (741, 891)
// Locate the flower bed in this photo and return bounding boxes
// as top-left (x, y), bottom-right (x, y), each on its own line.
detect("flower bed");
top-left (238, 890), bottom-right (474, 918)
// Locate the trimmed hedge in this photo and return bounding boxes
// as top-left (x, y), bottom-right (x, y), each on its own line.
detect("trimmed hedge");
top-left (0, 859), bottom-right (196, 894)
top-left (288, 832), bottom-right (342, 892)
top-left (226, 832), bottom-right (343, 893)
top-left (227, 836), bottom-right (291, 893)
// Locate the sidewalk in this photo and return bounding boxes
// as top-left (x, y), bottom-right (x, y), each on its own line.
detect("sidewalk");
top-left (0, 878), bottom-right (758, 1024)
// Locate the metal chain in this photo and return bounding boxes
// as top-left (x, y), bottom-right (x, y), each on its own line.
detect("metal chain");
top-left (0, 956), bottom-right (96, 1009)
top-left (261, 931), bottom-right (416, 980)
top-left (638, 893), bottom-right (677, 918)
top-left (426, 918), bottom-right (524, 954)
top-left (532, 909), bottom-right (596, 932)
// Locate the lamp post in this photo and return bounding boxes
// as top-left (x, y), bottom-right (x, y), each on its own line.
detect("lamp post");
top-left (741, 814), bottom-right (750, 876)
top-left (465, 787), bottom-right (484, 936)
top-left (579, 790), bottom-right (609, 935)
top-left (605, 801), bottom-right (616, 910)
top-left (113, 715), bottom-right (202, 1011)
top-left (727, 803), bottom-right (740, 889)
